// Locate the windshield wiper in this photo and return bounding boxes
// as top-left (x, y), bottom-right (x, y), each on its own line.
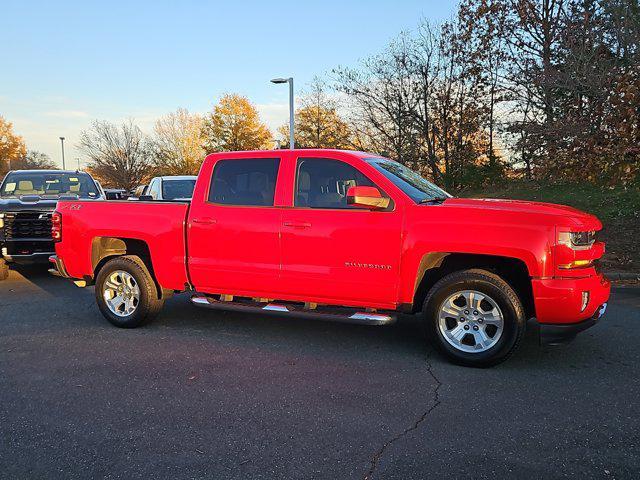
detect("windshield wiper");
top-left (419, 196), bottom-right (449, 204)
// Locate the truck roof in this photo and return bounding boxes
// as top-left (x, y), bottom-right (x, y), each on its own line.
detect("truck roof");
top-left (157, 175), bottom-right (197, 181)
top-left (204, 149), bottom-right (373, 158)
top-left (8, 169), bottom-right (90, 175)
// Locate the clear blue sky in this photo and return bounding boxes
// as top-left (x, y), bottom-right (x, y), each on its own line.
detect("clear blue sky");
top-left (1, 0), bottom-right (457, 168)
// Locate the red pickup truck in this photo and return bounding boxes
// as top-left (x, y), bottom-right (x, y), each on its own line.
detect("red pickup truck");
top-left (50, 149), bottom-right (610, 367)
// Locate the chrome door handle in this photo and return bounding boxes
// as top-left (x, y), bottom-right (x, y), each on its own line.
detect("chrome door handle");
top-left (192, 217), bottom-right (217, 224)
top-left (283, 221), bottom-right (312, 228)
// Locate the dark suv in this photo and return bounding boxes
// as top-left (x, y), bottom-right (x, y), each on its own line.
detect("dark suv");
top-left (0, 170), bottom-right (103, 280)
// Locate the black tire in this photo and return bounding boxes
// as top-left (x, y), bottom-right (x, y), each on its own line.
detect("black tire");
top-left (423, 269), bottom-right (526, 367)
top-left (95, 255), bottom-right (164, 328)
top-left (0, 258), bottom-right (9, 281)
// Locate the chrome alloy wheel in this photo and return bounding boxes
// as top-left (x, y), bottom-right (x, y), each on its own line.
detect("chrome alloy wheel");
top-left (103, 270), bottom-right (140, 317)
top-left (437, 290), bottom-right (504, 353)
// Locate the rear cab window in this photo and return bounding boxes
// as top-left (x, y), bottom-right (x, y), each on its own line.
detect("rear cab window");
top-left (162, 179), bottom-right (196, 200)
top-left (208, 158), bottom-right (280, 206)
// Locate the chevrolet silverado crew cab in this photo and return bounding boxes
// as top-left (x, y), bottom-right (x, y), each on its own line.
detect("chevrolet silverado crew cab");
top-left (50, 150), bottom-right (610, 367)
top-left (0, 169), bottom-right (103, 280)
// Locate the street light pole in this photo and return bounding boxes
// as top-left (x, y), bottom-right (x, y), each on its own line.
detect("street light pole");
top-left (59, 137), bottom-right (66, 170)
top-left (288, 78), bottom-right (294, 150)
top-left (270, 77), bottom-right (295, 149)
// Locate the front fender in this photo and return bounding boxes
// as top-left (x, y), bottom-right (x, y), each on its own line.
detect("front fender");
top-left (398, 209), bottom-right (554, 305)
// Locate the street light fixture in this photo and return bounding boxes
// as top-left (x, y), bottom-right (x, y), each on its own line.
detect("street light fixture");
top-left (59, 137), bottom-right (66, 170)
top-left (271, 77), bottom-right (294, 149)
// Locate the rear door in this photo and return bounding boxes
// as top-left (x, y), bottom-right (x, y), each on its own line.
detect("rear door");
top-left (187, 156), bottom-right (284, 297)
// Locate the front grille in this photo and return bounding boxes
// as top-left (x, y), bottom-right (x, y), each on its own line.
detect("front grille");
top-left (3, 211), bottom-right (53, 240)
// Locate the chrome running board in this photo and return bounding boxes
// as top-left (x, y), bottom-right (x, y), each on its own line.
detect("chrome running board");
top-left (190, 294), bottom-right (395, 326)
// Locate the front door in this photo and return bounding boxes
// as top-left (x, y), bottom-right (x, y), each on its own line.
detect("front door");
top-left (280, 156), bottom-right (403, 308)
top-left (188, 157), bottom-right (282, 297)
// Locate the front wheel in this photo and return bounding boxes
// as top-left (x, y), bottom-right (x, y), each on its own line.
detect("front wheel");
top-left (423, 269), bottom-right (526, 367)
top-left (95, 255), bottom-right (164, 328)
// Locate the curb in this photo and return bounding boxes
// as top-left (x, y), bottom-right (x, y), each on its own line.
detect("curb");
top-left (604, 272), bottom-right (640, 281)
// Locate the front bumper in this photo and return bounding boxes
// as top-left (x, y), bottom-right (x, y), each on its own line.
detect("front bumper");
top-left (539, 303), bottom-right (607, 345)
top-left (2, 240), bottom-right (55, 264)
top-left (532, 273), bottom-right (611, 324)
top-left (2, 250), bottom-right (55, 264)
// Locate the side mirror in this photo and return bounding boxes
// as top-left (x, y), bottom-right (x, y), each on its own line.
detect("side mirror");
top-left (346, 186), bottom-right (390, 210)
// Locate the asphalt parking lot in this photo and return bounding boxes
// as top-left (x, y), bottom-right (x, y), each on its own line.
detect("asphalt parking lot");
top-left (1, 266), bottom-right (639, 480)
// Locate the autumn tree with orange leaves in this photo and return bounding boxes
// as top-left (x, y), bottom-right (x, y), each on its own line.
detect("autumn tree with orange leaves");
top-left (0, 116), bottom-right (27, 176)
top-left (152, 108), bottom-right (206, 175)
top-left (202, 94), bottom-right (272, 152)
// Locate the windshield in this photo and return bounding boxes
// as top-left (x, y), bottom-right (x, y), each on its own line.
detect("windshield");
top-left (162, 179), bottom-right (196, 200)
top-left (366, 158), bottom-right (451, 203)
top-left (0, 172), bottom-right (100, 199)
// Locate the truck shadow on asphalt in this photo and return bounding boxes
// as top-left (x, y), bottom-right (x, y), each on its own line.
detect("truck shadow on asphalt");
top-left (5, 264), bottom-right (66, 297)
top-left (156, 293), bottom-right (570, 371)
top-left (9, 264), bottom-right (635, 373)
top-left (156, 287), bottom-right (638, 374)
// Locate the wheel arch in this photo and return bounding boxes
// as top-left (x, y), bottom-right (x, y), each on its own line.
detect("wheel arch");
top-left (411, 252), bottom-right (535, 319)
top-left (91, 237), bottom-right (168, 300)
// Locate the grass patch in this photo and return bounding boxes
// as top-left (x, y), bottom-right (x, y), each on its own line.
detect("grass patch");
top-left (460, 182), bottom-right (640, 222)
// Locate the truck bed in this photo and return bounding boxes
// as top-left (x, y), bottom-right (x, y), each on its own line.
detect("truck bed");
top-left (55, 200), bottom-right (190, 290)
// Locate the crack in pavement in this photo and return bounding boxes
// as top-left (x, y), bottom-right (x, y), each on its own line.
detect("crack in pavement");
top-left (363, 352), bottom-right (442, 480)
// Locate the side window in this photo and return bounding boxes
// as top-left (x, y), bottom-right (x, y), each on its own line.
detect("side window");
top-left (208, 158), bottom-right (280, 206)
top-left (148, 179), bottom-right (160, 200)
top-left (296, 158), bottom-right (375, 209)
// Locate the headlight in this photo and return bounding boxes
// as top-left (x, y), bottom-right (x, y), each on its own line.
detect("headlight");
top-left (0, 213), bottom-right (4, 229)
top-left (558, 231), bottom-right (596, 250)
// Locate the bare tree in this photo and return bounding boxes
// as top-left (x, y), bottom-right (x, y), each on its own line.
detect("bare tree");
top-left (503, 0), bottom-right (566, 172)
top-left (431, 17), bottom-right (489, 188)
top-left (410, 21), bottom-right (443, 181)
top-left (78, 120), bottom-right (153, 190)
top-left (329, 0), bottom-right (638, 186)
top-left (13, 151), bottom-right (58, 170)
top-left (333, 33), bottom-right (421, 164)
top-left (463, 0), bottom-right (510, 166)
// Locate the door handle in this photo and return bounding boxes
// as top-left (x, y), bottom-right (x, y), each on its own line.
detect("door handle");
top-left (192, 217), bottom-right (217, 225)
top-left (283, 221), bottom-right (312, 229)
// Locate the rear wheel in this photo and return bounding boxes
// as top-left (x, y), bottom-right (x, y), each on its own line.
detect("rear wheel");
top-left (423, 269), bottom-right (526, 367)
top-left (95, 255), bottom-right (164, 328)
top-left (0, 258), bottom-right (8, 281)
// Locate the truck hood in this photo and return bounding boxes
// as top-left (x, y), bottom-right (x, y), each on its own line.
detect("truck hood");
top-left (439, 197), bottom-right (602, 230)
top-left (0, 195), bottom-right (103, 212)
top-left (0, 197), bottom-right (60, 212)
